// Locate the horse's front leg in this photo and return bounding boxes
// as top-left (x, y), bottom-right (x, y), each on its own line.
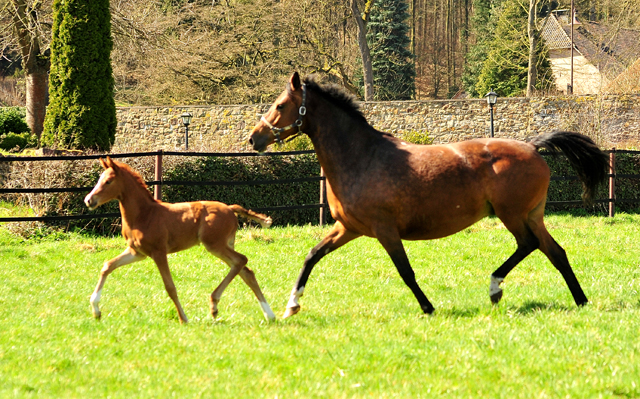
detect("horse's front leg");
top-left (375, 229), bottom-right (434, 314)
top-left (151, 252), bottom-right (188, 324)
top-left (91, 247), bottom-right (145, 319)
top-left (284, 222), bottom-right (360, 319)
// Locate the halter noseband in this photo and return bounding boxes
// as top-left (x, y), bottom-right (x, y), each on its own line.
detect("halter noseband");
top-left (260, 84), bottom-right (307, 144)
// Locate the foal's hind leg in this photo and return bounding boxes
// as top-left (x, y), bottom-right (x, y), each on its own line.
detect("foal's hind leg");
top-left (206, 243), bottom-right (274, 320)
top-left (237, 266), bottom-right (276, 321)
top-left (91, 247), bottom-right (145, 319)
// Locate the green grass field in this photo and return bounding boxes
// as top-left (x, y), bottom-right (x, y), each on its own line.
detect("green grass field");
top-left (1, 214), bottom-right (639, 398)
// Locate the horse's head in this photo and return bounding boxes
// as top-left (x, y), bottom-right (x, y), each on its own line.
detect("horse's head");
top-left (249, 72), bottom-right (306, 152)
top-left (84, 157), bottom-right (124, 210)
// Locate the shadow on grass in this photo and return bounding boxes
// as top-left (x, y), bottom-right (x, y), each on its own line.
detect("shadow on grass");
top-left (511, 300), bottom-right (572, 315)
top-left (437, 306), bottom-right (482, 318)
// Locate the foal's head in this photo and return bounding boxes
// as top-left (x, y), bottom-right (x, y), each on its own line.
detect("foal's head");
top-left (249, 72), bottom-right (305, 152)
top-left (84, 157), bottom-right (147, 210)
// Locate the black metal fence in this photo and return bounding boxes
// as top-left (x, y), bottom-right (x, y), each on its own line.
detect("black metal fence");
top-left (0, 150), bottom-right (329, 224)
top-left (1, 148), bottom-right (640, 224)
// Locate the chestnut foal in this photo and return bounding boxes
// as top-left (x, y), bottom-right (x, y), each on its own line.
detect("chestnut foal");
top-left (84, 157), bottom-right (275, 323)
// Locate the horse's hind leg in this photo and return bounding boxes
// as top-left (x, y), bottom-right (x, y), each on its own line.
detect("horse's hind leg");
top-left (237, 266), bottom-right (276, 321)
top-left (283, 221), bottom-right (360, 319)
top-left (489, 222), bottom-right (539, 304)
top-left (495, 206), bottom-right (588, 306)
top-left (91, 247), bottom-right (145, 319)
top-left (535, 227), bottom-right (588, 306)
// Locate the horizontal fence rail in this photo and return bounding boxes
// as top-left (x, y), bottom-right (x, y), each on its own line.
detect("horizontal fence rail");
top-left (2, 148), bottom-right (640, 223)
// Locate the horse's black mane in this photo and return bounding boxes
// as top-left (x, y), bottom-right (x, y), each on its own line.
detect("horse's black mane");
top-left (299, 75), bottom-right (368, 124)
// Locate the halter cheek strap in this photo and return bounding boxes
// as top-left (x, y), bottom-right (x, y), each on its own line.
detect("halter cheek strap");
top-left (260, 84), bottom-right (307, 144)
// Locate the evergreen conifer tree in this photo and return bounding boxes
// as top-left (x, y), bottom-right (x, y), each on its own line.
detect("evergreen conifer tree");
top-left (41, 0), bottom-right (116, 151)
top-left (461, 0), bottom-right (502, 97)
top-left (474, 0), bottom-right (554, 97)
top-left (367, 0), bottom-right (415, 100)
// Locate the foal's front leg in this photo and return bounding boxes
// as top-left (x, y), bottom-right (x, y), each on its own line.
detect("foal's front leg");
top-left (91, 247), bottom-right (145, 319)
top-left (151, 252), bottom-right (189, 324)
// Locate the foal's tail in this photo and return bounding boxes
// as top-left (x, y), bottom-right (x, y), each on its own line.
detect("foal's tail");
top-left (529, 131), bottom-right (608, 203)
top-left (229, 205), bottom-right (273, 228)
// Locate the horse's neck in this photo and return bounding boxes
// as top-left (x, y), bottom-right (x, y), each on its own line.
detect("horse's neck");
top-left (118, 175), bottom-right (156, 224)
top-left (307, 102), bottom-right (381, 188)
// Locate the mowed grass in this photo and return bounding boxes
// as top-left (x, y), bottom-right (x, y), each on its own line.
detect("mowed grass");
top-left (1, 214), bottom-right (640, 398)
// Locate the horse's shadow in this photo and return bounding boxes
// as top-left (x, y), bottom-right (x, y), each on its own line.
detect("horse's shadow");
top-left (435, 301), bottom-right (571, 318)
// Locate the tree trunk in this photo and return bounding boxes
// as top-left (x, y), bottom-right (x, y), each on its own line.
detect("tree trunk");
top-left (351, 0), bottom-right (374, 101)
top-left (10, 0), bottom-right (49, 140)
top-left (526, 0), bottom-right (538, 97)
top-left (25, 71), bottom-right (48, 139)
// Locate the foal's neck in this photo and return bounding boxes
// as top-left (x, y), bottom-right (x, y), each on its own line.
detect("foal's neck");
top-left (118, 172), bottom-right (156, 223)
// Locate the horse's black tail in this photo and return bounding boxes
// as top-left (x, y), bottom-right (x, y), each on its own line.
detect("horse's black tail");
top-left (529, 131), bottom-right (608, 204)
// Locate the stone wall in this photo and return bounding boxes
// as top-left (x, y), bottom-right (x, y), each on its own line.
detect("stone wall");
top-left (113, 94), bottom-right (640, 152)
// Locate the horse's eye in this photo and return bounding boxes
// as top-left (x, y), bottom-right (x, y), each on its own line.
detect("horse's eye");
top-left (276, 104), bottom-right (285, 111)
top-left (105, 180), bottom-right (112, 185)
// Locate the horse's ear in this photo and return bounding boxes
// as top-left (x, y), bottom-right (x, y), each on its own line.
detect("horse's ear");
top-left (289, 72), bottom-right (301, 91)
top-left (105, 156), bottom-right (119, 171)
top-left (99, 158), bottom-right (108, 169)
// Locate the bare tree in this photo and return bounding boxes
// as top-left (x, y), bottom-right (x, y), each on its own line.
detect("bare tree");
top-left (526, 0), bottom-right (539, 96)
top-left (4, 0), bottom-right (51, 139)
top-left (350, 0), bottom-right (374, 101)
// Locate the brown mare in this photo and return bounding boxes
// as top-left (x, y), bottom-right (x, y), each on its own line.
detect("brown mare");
top-left (250, 72), bottom-right (608, 318)
top-left (84, 157), bottom-right (276, 323)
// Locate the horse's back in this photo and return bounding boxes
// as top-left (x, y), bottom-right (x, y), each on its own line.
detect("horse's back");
top-left (153, 201), bottom-right (238, 253)
top-left (381, 137), bottom-right (550, 239)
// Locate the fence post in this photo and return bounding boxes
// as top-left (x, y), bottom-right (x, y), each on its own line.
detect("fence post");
top-left (609, 149), bottom-right (615, 218)
top-left (319, 167), bottom-right (327, 226)
top-left (154, 150), bottom-right (163, 201)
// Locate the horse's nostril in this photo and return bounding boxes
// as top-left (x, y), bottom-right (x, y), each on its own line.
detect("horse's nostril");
top-left (249, 138), bottom-right (254, 145)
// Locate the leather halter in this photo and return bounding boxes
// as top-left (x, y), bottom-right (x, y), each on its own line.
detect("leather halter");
top-left (260, 84), bottom-right (307, 144)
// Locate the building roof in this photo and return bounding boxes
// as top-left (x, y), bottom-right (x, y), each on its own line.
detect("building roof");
top-left (605, 58), bottom-right (640, 93)
top-left (542, 10), bottom-right (640, 80)
top-left (541, 13), bottom-right (572, 50)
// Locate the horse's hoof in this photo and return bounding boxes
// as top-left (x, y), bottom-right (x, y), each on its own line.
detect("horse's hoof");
top-left (422, 305), bottom-right (435, 314)
top-left (211, 309), bottom-right (219, 319)
top-left (92, 309), bottom-right (101, 319)
top-left (490, 290), bottom-right (503, 304)
top-left (282, 305), bottom-right (300, 319)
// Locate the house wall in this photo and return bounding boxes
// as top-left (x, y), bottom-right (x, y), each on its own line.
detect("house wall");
top-left (549, 48), bottom-right (609, 95)
top-left (113, 94), bottom-right (640, 152)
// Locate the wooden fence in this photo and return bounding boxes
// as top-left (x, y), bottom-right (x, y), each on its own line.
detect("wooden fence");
top-left (1, 149), bottom-right (640, 224)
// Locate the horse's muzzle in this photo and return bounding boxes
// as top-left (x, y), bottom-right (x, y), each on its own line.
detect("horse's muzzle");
top-left (84, 194), bottom-right (98, 210)
top-left (249, 133), bottom-right (270, 153)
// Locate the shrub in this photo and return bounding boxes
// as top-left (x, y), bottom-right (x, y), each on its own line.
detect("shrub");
top-left (0, 107), bottom-right (30, 135)
top-left (0, 107), bottom-right (36, 152)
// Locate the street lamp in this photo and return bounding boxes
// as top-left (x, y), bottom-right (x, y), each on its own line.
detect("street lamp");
top-left (485, 90), bottom-right (498, 138)
top-left (181, 112), bottom-right (192, 150)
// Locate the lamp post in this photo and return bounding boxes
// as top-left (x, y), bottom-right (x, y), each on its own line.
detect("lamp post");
top-left (181, 112), bottom-right (192, 150)
top-left (485, 90), bottom-right (498, 138)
